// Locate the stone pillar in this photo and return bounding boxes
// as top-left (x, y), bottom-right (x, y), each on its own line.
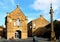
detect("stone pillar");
top-left (49, 3), bottom-right (56, 42)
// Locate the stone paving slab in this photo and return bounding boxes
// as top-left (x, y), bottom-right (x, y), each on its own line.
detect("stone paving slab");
top-left (0, 37), bottom-right (59, 42)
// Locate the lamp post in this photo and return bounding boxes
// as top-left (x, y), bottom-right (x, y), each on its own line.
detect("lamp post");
top-left (49, 1), bottom-right (56, 42)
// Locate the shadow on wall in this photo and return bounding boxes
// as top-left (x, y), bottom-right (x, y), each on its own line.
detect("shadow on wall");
top-left (28, 21), bottom-right (32, 37)
top-left (28, 20), bottom-right (60, 40)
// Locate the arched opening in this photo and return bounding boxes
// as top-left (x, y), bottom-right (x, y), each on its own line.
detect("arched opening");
top-left (15, 30), bottom-right (21, 39)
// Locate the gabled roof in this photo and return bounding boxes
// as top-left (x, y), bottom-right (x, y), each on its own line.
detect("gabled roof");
top-left (32, 15), bottom-right (49, 23)
top-left (32, 15), bottom-right (49, 27)
top-left (6, 5), bottom-right (27, 20)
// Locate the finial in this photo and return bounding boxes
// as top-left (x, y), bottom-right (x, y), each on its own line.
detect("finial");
top-left (7, 12), bottom-right (9, 14)
top-left (7, 12), bottom-right (9, 16)
top-left (16, 4), bottom-right (20, 8)
top-left (40, 15), bottom-right (43, 17)
top-left (49, 0), bottom-right (54, 14)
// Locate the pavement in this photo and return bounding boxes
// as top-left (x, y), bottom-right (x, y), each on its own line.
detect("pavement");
top-left (0, 37), bottom-right (59, 42)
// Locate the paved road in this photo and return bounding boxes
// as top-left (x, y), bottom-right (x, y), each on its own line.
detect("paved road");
top-left (0, 37), bottom-right (58, 42)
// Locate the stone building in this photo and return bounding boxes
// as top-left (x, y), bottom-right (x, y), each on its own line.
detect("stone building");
top-left (0, 5), bottom-right (50, 39)
top-left (5, 5), bottom-right (28, 39)
top-left (28, 15), bottom-right (49, 37)
top-left (0, 26), bottom-right (3, 38)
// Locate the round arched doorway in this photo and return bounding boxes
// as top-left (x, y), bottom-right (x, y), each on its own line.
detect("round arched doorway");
top-left (15, 30), bottom-right (21, 39)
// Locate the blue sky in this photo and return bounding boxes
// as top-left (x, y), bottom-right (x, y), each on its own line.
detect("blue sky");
top-left (0, 0), bottom-right (60, 26)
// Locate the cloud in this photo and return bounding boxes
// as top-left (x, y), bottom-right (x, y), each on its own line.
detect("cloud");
top-left (30, 0), bottom-right (50, 11)
top-left (30, 0), bottom-right (60, 11)
top-left (57, 18), bottom-right (60, 21)
top-left (30, 0), bottom-right (60, 20)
